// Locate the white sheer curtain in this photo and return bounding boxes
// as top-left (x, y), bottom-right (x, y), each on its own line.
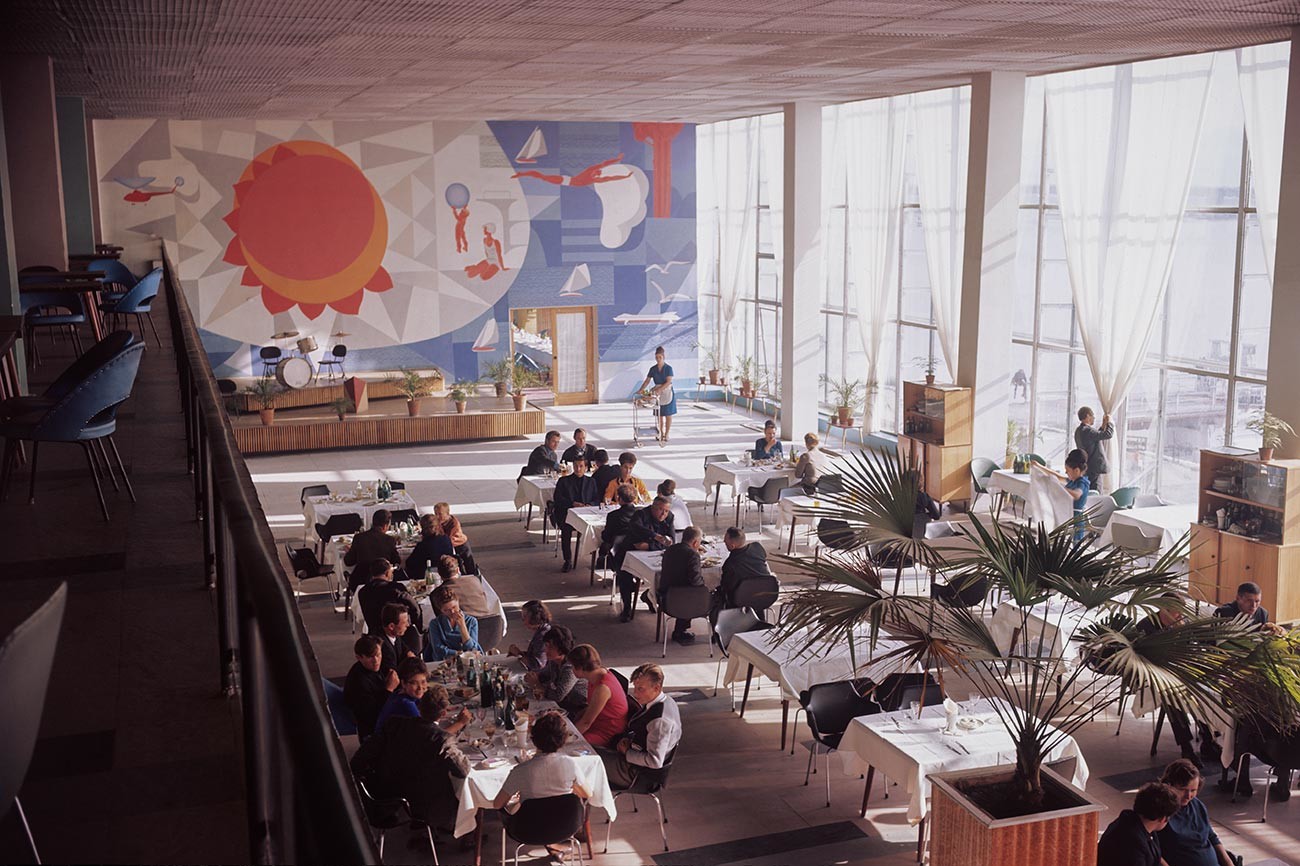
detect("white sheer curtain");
top-left (910, 86), bottom-right (970, 381)
top-left (831, 97), bottom-right (908, 432)
top-left (1235, 41), bottom-right (1290, 281)
top-left (1045, 54), bottom-right (1214, 419)
top-left (760, 116), bottom-right (785, 393)
top-left (697, 118), bottom-right (760, 368)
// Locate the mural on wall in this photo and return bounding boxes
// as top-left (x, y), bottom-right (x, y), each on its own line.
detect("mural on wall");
top-left (94, 118), bottom-right (697, 399)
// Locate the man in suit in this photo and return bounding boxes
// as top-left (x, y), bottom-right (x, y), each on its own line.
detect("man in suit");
top-left (1073, 406), bottom-right (1114, 495)
top-left (360, 559), bottom-right (423, 655)
top-left (710, 527), bottom-right (776, 625)
top-left (524, 430), bottom-right (562, 476)
top-left (616, 496), bottom-right (676, 622)
top-left (658, 527), bottom-right (706, 644)
top-left (561, 427), bottom-right (599, 465)
top-left (377, 603), bottom-right (417, 672)
top-left (344, 509), bottom-right (401, 591)
top-left (553, 456), bottom-right (600, 572)
top-left (591, 449), bottom-right (620, 500)
top-left (601, 484), bottom-right (638, 596)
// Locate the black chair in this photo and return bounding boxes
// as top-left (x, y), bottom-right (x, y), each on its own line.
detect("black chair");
top-left (259, 345), bottom-right (281, 378)
top-left (746, 475), bottom-right (786, 530)
top-left (355, 779), bottom-right (439, 864)
top-left (300, 484), bottom-right (330, 506)
top-left (801, 678), bottom-right (882, 807)
top-left (285, 544), bottom-right (336, 598)
top-left (813, 518), bottom-right (857, 570)
top-left (477, 614), bottom-right (505, 652)
top-left (1230, 726), bottom-right (1300, 820)
top-left (217, 379), bottom-right (240, 415)
top-left (873, 672), bottom-right (943, 713)
top-left (730, 574), bottom-right (780, 619)
top-left (660, 585), bottom-right (713, 658)
top-left (387, 481), bottom-right (405, 490)
top-left (388, 508), bottom-right (418, 527)
top-left (604, 754), bottom-right (675, 853)
top-left (712, 607), bottom-right (773, 707)
top-left (815, 473), bottom-right (844, 495)
top-left (316, 343), bottom-right (347, 381)
top-left (610, 667), bottom-right (632, 708)
top-left (314, 512), bottom-right (364, 558)
top-left (501, 793), bottom-right (588, 866)
top-left (930, 573), bottom-right (989, 609)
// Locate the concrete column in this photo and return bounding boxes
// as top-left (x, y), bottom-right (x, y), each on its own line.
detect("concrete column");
top-left (0, 86), bottom-right (26, 390)
top-left (0, 56), bottom-right (67, 270)
top-left (780, 101), bottom-right (822, 439)
top-left (1265, 33), bottom-right (1300, 458)
top-left (956, 72), bottom-right (1026, 462)
top-left (56, 96), bottom-right (94, 254)
top-left (86, 115), bottom-right (102, 244)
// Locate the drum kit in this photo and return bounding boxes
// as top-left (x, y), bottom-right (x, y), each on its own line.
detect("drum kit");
top-left (266, 330), bottom-right (350, 389)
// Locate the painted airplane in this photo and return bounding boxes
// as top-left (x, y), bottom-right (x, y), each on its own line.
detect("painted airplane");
top-left (613, 311), bottom-right (681, 325)
top-left (114, 176), bottom-right (184, 203)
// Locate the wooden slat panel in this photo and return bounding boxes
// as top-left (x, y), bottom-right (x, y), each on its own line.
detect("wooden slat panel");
top-left (233, 376), bottom-right (446, 411)
top-left (232, 407), bottom-right (546, 455)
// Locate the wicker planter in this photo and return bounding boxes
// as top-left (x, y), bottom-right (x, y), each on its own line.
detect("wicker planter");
top-left (928, 766), bottom-right (1103, 866)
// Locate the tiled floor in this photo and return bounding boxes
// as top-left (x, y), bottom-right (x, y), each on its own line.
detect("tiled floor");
top-left (249, 399), bottom-right (1300, 866)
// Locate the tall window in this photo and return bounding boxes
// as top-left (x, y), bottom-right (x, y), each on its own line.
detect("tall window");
top-left (1013, 61), bottom-right (1272, 503)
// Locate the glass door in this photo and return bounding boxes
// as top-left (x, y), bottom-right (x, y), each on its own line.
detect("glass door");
top-left (551, 306), bottom-right (597, 405)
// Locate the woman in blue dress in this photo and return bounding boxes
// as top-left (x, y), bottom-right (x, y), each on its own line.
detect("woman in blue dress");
top-left (637, 345), bottom-right (677, 442)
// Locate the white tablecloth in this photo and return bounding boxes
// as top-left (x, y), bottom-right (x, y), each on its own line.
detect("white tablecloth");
top-left (988, 596), bottom-right (1119, 661)
top-left (776, 495), bottom-right (825, 533)
top-left (704, 461), bottom-right (795, 501)
top-left (721, 629), bottom-right (918, 702)
top-left (623, 549), bottom-right (723, 593)
top-left (514, 475), bottom-right (558, 511)
top-left (451, 700), bottom-right (616, 837)
top-left (349, 574), bottom-right (506, 634)
top-left (566, 505), bottom-right (610, 551)
top-left (302, 491), bottom-right (418, 542)
top-left (838, 698), bottom-right (1089, 823)
top-left (324, 534), bottom-right (417, 568)
top-left (1097, 504), bottom-right (1197, 551)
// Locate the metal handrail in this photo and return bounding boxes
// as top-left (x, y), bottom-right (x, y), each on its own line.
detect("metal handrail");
top-left (160, 255), bottom-right (377, 864)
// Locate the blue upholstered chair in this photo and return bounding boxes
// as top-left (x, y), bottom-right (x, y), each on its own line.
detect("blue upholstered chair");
top-left (87, 257), bottom-right (139, 302)
top-left (99, 267), bottom-right (162, 347)
top-left (21, 289), bottom-right (89, 362)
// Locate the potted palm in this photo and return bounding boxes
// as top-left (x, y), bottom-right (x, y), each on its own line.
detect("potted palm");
top-left (776, 450), bottom-right (1300, 866)
top-left (912, 355), bottom-right (938, 386)
top-left (244, 379), bottom-right (281, 426)
top-left (820, 375), bottom-right (866, 427)
top-left (485, 359), bottom-right (513, 398)
top-left (329, 396), bottom-right (353, 421)
top-left (734, 355), bottom-right (756, 399)
top-left (692, 341), bottom-right (725, 386)
top-left (509, 362), bottom-right (536, 411)
top-left (387, 368), bottom-right (434, 416)
top-left (450, 380), bottom-right (477, 414)
top-left (1246, 409), bottom-right (1296, 461)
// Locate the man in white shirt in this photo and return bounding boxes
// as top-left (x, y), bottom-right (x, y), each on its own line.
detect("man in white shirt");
top-left (601, 663), bottom-right (682, 789)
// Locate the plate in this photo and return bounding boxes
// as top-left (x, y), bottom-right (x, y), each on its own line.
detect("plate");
top-left (956, 716), bottom-right (986, 731)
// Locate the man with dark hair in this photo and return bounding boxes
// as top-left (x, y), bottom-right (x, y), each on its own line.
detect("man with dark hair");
top-left (591, 449), bottom-right (619, 500)
top-left (359, 558), bottom-right (423, 655)
top-left (344, 509), bottom-right (401, 588)
top-left (1074, 406), bottom-right (1113, 494)
top-left (350, 685), bottom-right (472, 829)
top-left (1214, 581), bottom-right (1268, 626)
top-left (656, 526), bottom-right (706, 644)
top-left (616, 497), bottom-right (676, 621)
top-left (553, 456), bottom-right (599, 572)
top-left (1097, 782), bottom-right (1181, 866)
top-left (378, 603), bottom-right (416, 672)
top-left (343, 635), bottom-right (398, 740)
top-left (601, 663), bottom-right (682, 790)
top-left (1137, 596), bottom-right (1213, 767)
top-left (561, 428), bottom-right (598, 465)
top-left (525, 431), bottom-right (562, 476)
top-left (603, 451), bottom-right (649, 503)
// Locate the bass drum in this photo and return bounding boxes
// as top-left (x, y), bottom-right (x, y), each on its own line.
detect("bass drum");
top-left (275, 356), bottom-right (313, 389)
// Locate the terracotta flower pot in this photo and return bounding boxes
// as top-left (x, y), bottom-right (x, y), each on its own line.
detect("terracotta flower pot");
top-left (1260, 446), bottom-right (1275, 462)
top-left (925, 374), bottom-right (936, 386)
top-left (494, 382), bottom-right (507, 398)
top-left (708, 369), bottom-right (719, 385)
top-left (836, 406), bottom-right (852, 426)
top-left (407, 399), bottom-right (421, 417)
top-left (336, 412), bottom-right (346, 422)
top-left (258, 408), bottom-right (274, 427)
top-left (455, 401), bottom-right (467, 414)
top-left (512, 394), bottom-right (527, 411)
top-left (741, 378), bottom-right (752, 397)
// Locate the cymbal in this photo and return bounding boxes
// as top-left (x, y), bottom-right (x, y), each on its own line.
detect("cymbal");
top-left (271, 330), bottom-right (300, 339)
top-left (331, 331), bottom-right (351, 337)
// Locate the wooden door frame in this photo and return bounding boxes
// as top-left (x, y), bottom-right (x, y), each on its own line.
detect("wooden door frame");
top-left (510, 305), bottom-right (598, 405)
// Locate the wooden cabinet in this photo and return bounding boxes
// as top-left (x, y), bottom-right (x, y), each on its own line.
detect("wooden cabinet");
top-left (1188, 523), bottom-right (1221, 602)
top-left (900, 382), bottom-right (973, 505)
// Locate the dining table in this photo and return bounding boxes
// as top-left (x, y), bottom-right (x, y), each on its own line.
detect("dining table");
top-left (1096, 503), bottom-right (1197, 551)
top-left (347, 569), bottom-right (506, 636)
top-left (301, 490), bottom-right (418, 543)
top-left (721, 628), bottom-right (919, 750)
top-left (20, 271), bottom-right (109, 340)
top-left (704, 459), bottom-right (796, 525)
top-left (513, 474), bottom-right (558, 533)
top-left (623, 548), bottom-right (724, 641)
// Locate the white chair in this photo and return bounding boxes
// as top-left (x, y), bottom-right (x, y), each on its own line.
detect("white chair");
top-left (1111, 522), bottom-right (1162, 564)
top-left (1134, 493), bottom-right (1168, 508)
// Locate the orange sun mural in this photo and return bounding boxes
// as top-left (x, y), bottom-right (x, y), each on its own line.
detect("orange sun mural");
top-left (222, 140), bottom-right (392, 319)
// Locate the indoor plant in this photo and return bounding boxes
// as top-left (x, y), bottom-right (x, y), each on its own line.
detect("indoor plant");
top-left (693, 341), bottom-right (725, 386)
top-left (1246, 409), bottom-right (1295, 461)
top-left (509, 362), bottom-right (536, 411)
top-left (485, 358), bottom-right (513, 398)
top-left (776, 450), bottom-right (1300, 865)
top-left (450, 380), bottom-right (478, 414)
top-left (329, 396), bottom-right (353, 422)
top-left (244, 379), bottom-right (281, 427)
top-left (913, 354), bottom-right (939, 386)
top-left (733, 355), bottom-right (756, 398)
top-left (820, 375), bottom-right (866, 427)
top-left (387, 368), bottom-right (434, 416)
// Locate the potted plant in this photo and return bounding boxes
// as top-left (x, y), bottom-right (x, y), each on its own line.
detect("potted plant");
top-left (912, 354), bottom-right (938, 386)
top-left (692, 341), bottom-right (725, 386)
top-left (244, 379), bottom-right (281, 426)
top-left (450, 380), bottom-right (478, 414)
top-left (1005, 419), bottom-right (1023, 469)
top-left (329, 396), bottom-right (353, 422)
top-left (733, 355), bottom-right (756, 399)
top-left (775, 450), bottom-right (1300, 866)
top-left (1246, 409), bottom-right (1296, 461)
top-left (485, 359), bottom-right (513, 398)
top-left (387, 368), bottom-right (434, 416)
top-left (509, 362), bottom-right (536, 411)
top-left (820, 375), bottom-right (866, 427)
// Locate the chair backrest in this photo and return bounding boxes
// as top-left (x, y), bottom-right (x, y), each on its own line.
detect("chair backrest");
top-left (32, 342), bottom-right (145, 440)
top-left (750, 475), bottom-right (787, 503)
top-left (1085, 495), bottom-right (1117, 529)
top-left (0, 583), bottom-right (68, 817)
top-left (817, 518), bottom-right (856, 551)
top-left (301, 484), bottom-right (331, 506)
top-left (21, 289), bottom-right (86, 317)
top-left (970, 457), bottom-right (997, 493)
top-left (260, 346), bottom-right (282, 361)
top-left (816, 474), bottom-right (843, 495)
top-left (1110, 486), bottom-right (1140, 509)
top-left (387, 481), bottom-right (405, 490)
top-left (39, 330), bottom-right (137, 400)
top-left (217, 379), bottom-right (238, 396)
top-left (88, 258), bottom-right (138, 290)
top-left (285, 545), bottom-right (326, 578)
top-left (1111, 522), bottom-right (1160, 555)
top-left (355, 779), bottom-right (411, 829)
top-left (934, 573), bottom-right (989, 609)
top-left (332, 344), bottom-right (348, 358)
top-left (1026, 453), bottom-right (1046, 466)
top-left (874, 672), bottom-right (942, 712)
top-left (703, 454), bottom-right (728, 470)
top-left (731, 574), bottom-right (780, 612)
top-left (1133, 493), bottom-right (1166, 508)
top-left (477, 614), bottom-right (505, 652)
top-left (316, 512), bottom-right (364, 541)
top-left (388, 508), bottom-right (418, 526)
top-left (19, 265), bottom-right (59, 275)
top-left (322, 676), bottom-right (358, 737)
top-left (803, 679), bottom-right (880, 741)
top-left (662, 585), bottom-right (712, 619)
top-left (110, 267), bottom-right (162, 312)
top-left (714, 607), bottom-right (771, 655)
top-left (610, 668), bottom-right (631, 704)
top-left (503, 793), bottom-right (586, 845)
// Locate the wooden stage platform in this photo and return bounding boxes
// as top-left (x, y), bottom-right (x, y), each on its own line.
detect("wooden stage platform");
top-left (230, 375), bottom-right (444, 413)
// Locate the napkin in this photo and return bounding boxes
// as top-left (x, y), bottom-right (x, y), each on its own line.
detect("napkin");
top-left (475, 757), bottom-right (510, 770)
top-left (943, 697), bottom-right (961, 734)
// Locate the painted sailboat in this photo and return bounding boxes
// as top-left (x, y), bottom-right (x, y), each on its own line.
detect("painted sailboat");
top-left (515, 127), bottom-right (547, 164)
top-left (471, 317), bottom-right (499, 352)
top-left (558, 264), bottom-right (591, 297)
top-left (613, 311), bottom-right (681, 325)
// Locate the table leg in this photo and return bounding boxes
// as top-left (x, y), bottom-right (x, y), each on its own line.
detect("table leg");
top-left (739, 663), bottom-right (754, 717)
top-left (734, 494), bottom-right (742, 528)
top-left (781, 699), bottom-right (789, 751)
top-left (712, 482), bottom-right (722, 516)
top-left (525, 502), bottom-right (533, 528)
top-left (655, 605), bottom-right (662, 643)
top-left (86, 293), bottom-right (105, 342)
top-left (573, 531), bottom-right (583, 564)
top-left (916, 816), bottom-right (925, 863)
top-left (861, 765), bottom-right (875, 817)
top-left (473, 808), bottom-right (484, 866)
top-left (787, 519), bottom-right (796, 554)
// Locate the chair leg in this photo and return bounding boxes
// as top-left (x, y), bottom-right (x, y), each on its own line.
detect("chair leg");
top-left (27, 440), bottom-right (40, 504)
top-left (14, 797), bottom-right (41, 865)
top-left (652, 793), bottom-right (669, 851)
top-left (108, 436), bottom-right (136, 502)
top-left (81, 442), bottom-right (110, 521)
top-left (377, 830), bottom-right (384, 861)
top-left (825, 748), bottom-right (832, 807)
top-left (1150, 708), bottom-right (1166, 757)
top-left (94, 439), bottom-right (120, 491)
top-left (424, 824), bottom-right (440, 865)
top-left (145, 312), bottom-right (162, 348)
top-left (0, 438), bottom-right (17, 501)
top-left (804, 742), bottom-right (816, 785)
top-left (862, 765), bottom-right (876, 817)
top-left (1231, 751), bottom-right (1252, 803)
